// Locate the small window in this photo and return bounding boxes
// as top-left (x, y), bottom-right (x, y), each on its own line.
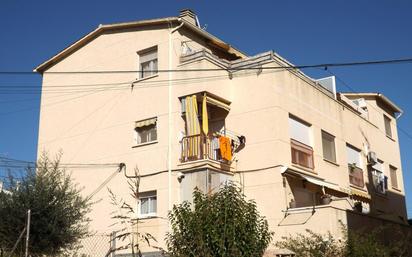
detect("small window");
top-left (321, 131), bottom-right (336, 163)
top-left (384, 115), bottom-right (392, 138)
top-left (134, 117), bottom-right (157, 145)
top-left (138, 47), bottom-right (158, 79)
top-left (390, 165), bottom-right (398, 189)
top-left (139, 191), bottom-right (157, 217)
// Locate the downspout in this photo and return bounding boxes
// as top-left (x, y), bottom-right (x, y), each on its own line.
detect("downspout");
top-left (168, 18), bottom-right (184, 216)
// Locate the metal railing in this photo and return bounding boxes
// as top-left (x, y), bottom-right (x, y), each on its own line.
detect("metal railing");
top-left (180, 134), bottom-right (221, 163)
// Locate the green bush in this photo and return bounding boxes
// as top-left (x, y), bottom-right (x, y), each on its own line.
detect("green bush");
top-left (166, 182), bottom-right (273, 257)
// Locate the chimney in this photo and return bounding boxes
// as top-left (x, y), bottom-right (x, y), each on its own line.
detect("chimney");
top-left (179, 9), bottom-right (198, 27)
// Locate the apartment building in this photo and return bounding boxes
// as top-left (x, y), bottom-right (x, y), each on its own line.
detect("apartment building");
top-left (35, 9), bottom-right (408, 256)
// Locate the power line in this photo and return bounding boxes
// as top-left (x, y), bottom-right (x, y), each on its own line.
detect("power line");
top-left (0, 57), bottom-right (411, 75)
top-left (326, 69), bottom-right (412, 143)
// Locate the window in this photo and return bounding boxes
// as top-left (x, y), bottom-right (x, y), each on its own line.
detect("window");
top-left (346, 144), bottom-right (364, 187)
top-left (321, 131), bottom-right (336, 163)
top-left (390, 165), bottom-right (398, 189)
top-left (139, 191), bottom-right (157, 217)
top-left (134, 117), bottom-right (157, 145)
top-left (289, 116), bottom-right (314, 169)
top-left (138, 47), bottom-right (158, 79)
top-left (372, 160), bottom-right (387, 194)
top-left (384, 115), bottom-right (392, 138)
top-left (289, 116), bottom-right (311, 146)
top-left (346, 144), bottom-right (362, 168)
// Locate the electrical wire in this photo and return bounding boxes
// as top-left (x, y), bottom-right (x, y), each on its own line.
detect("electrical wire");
top-left (0, 56), bottom-right (412, 75)
top-left (326, 69), bottom-right (412, 142)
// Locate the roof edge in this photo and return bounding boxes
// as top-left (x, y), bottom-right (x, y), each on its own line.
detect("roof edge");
top-left (34, 17), bottom-right (179, 73)
top-left (34, 16), bottom-right (247, 74)
top-left (341, 92), bottom-right (403, 114)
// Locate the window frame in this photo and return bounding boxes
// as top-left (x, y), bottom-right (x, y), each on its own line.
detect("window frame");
top-left (346, 144), bottom-right (362, 169)
top-left (134, 117), bottom-right (158, 146)
top-left (389, 165), bottom-right (399, 190)
top-left (288, 115), bottom-right (312, 147)
top-left (137, 46), bottom-right (158, 79)
top-left (288, 115), bottom-right (314, 170)
top-left (384, 114), bottom-right (393, 138)
top-left (138, 191), bottom-right (157, 218)
top-left (321, 130), bottom-right (337, 163)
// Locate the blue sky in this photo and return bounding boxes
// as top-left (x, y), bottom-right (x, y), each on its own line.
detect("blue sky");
top-left (0, 1), bottom-right (411, 216)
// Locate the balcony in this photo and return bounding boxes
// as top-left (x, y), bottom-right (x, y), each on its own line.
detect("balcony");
top-left (348, 165), bottom-right (364, 188)
top-left (179, 92), bottom-right (244, 166)
top-left (181, 134), bottom-right (222, 163)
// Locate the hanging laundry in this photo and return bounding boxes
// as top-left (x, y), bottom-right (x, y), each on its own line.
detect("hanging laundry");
top-left (219, 136), bottom-right (232, 161)
top-left (210, 136), bottom-right (220, 160)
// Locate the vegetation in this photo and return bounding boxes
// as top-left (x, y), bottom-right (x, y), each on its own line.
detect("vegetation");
top-left (166, 182), bottom-right (273, 257)
top-left (0, 153), bottom-right (91, 257)
top-left (276, 229), bottom-right (345, 257)
top-left (276, 224), bottom-right (412, 257)
top-left (108, 168), bottom-right (157, 257)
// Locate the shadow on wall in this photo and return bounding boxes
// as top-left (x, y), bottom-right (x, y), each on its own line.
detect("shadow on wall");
top-left (346, 186), bottom-right (411, 247)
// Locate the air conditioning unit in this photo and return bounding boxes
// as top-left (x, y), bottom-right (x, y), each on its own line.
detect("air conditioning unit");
top-left (367, 151), bottom-right (377, 165)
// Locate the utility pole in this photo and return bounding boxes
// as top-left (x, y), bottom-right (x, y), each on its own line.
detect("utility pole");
top-left (25, 209), bottom-right (31, 257)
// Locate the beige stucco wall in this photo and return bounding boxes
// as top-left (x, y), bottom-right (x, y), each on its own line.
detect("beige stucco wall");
top-left (37, 24), bottom-right (407, 254)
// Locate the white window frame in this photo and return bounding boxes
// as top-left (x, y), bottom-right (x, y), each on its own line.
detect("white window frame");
top-left (289, 115), bottom-right (312, 147)
top-left (384, 115), bottom-right (392, 138)
top-left (134, 118), bottom-right (157, 145)
top-left (321, 130), bottom-right (337, 163)
top-left (138, 46), bottom-right (158, 79)
top-left (346, 144), bottom-right (362, 169)
top-left (138, 191), bottom-right (157, 218)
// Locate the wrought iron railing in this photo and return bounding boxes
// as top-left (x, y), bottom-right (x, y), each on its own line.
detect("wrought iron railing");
top-left (180, 134), bottom-right (222, 163)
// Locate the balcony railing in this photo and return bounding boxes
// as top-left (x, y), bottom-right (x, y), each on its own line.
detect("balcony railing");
top-left (180, 134), bottom-right (222, 163)
top-left (349, 165), bottom-right (364, 188)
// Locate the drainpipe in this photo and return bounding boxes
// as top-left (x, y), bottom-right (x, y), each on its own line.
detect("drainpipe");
top-left (168, 18), bottom-right (184, 216)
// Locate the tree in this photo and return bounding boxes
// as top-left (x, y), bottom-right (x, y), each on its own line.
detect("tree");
top-left (166, 182), bottom-right (273, 257)
top-left (0, 153), bottom-right (91, 257)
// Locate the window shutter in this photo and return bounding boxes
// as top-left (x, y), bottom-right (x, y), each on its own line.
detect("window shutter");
top-left (139, 50), bottom-right (157, 63)
top-left (289, 117), bottom-right (311, 146)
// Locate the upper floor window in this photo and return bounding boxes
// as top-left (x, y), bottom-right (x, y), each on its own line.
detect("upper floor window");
top-left (346, 144), bottom-right (362, 169)
top-left (138, 191), bottom-right (157, 217)
top-left (289, 116), bottom-right (314, 169)
top-left (384, 115), bottom-right (392, 138)
top-left (138, 47), bottom-right (158, 79)
top-left (390, 165), bottom-right (399, 189)
top-left (321, 130), bottom-right (336, 163)
top-left (346, 144), bottom-right (364, 187)
top-left (134, 117), bottom-right (157, 145)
